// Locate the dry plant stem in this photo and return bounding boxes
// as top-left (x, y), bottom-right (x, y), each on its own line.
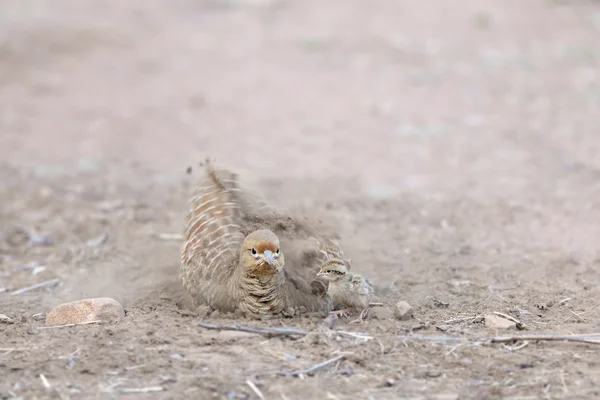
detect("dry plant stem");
top-left (279, 355), bottom-right (345, 377)
top-left (246, 380), bottom-right (266, 400)
top-left (196, 322), bottom-right (309, 337)
top-left (37, 320), bottom-right (103, 330)
top-left (0, 348), bottom-right (32, 351)
top-left (11, 278), bottom-right (60, 295)
top-left (489, 335), bottom-right (600, 345)
top-left (493, 311), bottom-right (521, 324)
top-left (119, 387), bottom-right (165, 393)
top-left (397, 334), bottom-right (600, 345)
top-left (443, 315), bottom-right (482, 324)
top-left (39, 374), bottom-right (51, 389)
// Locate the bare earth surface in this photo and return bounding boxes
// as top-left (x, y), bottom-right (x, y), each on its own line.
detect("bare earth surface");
top-left (2, 0), bottom-right (600, 398)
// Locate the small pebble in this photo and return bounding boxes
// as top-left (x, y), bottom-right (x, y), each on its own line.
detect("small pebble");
top-left (45, 297), bottom-right (125, 326)
top-left (0, 313), bottom-right (15, 324)
top-left (484, 314), bottom-right (516, 330)
top-left (426, 370), bottom-right (442, 378)
top-left (28, 232), bottom-right (54, 246)
top-left (32, 313), bottom-right (46, 321)
top-left (394, 301), bottom-right (414, 321)
top-left (322, 313), bottom-right (338, 329)
top-left (87, 233), bottom-right (108, 247)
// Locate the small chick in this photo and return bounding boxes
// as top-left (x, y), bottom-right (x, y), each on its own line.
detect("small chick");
top-left (316, 259), bottom-right (374, 323)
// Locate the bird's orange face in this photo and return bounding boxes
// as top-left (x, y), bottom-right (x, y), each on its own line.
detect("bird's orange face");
top-left (316, 260), bottom-right (347, 282)
top-left (242, 229), bottom-right (285, 276)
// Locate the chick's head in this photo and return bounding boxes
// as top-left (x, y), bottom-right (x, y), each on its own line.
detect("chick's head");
top-left (316, 259), bottom-right (348, 282)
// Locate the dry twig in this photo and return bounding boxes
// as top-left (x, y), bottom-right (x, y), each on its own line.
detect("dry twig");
top-left (196, 322), bottom-right (372, 342)
top-left (443, 315), bottom-right (482, 324)
top-left (397, 333), bottom-right (600, 346)
top-left (38, 320), bottom-right (103, 330)
top-left (39, 374), bottom-right (51, 389)
top-left (279, 355), bottom-right (345, 377)
top-left (246, 380), bottom-right (266, 400)
top-left (336, 331), bottom-right (373, 340)
top-left (196, 322), bottom-right (308, 337)
top-left (492, 311), bottom-right (520, 324)
top-left (1, 347), bottom-right (33, 356)
top-left (564, 308), bottom-right (587, 323)
top-left (11, 279), bottom-right (60, 295)
top-left (0, 347), bottom-right (32, 352)
top-left (493, 311), bottom-right (526, 329)
top-left (489, 335), bottom-right (600, 345)
top-left (119, 387), bottom-right (165, 394)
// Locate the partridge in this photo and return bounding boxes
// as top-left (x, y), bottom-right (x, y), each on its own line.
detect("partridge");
top-left (180, 161), bottom-right (344, 319)
top-left (316, 258), bottom-right (374, 323)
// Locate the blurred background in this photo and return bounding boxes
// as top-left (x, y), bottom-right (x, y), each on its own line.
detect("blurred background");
top-left (1, 0), bottom-right (598, 195)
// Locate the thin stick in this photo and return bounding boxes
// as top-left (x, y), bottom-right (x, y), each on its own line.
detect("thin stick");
top-left (504, 341), bottom-right (529, 351)
top-left (196, 322), bottom-right (308, 337)
top-left (368, 302), bottom-right (384, 307)
top-left (564, 308), bottom-right (587, 323)
top-left (38, 320), bottom-right (103, 330)
top-left (39, 374), bottom-right (51, 389)
top-left (488, 335), bottom-right (600, 345)
top-left (493, 311), bottom-right (521, 325)
top-left (443, 315), bottom-right (481, 324)
top-left (397, 335), bottom-right (464, 342)
top-left (119, 387), bottom-right (165, 394)
top-left (336, 331), bottom-right (373, 340)
top-left (396, 334), bottom-right (600, 345)
top-left (11, 279), bottom-right (60, 295)
top-left (560, 371), bottom-right (569, 394)
top-left (0, 347), bottom-right (32, 351)
top-left (246, 380), bottom-right (266, 400)
top-left (279, 355), bottom-right (345, 377)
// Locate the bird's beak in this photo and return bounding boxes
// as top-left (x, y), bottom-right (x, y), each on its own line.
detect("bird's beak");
top-left (316, 271), bottom-right (324, 277)
top-left (263, 250), bottom-right (276, 266)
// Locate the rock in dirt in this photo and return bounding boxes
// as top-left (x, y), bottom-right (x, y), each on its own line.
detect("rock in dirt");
top-left (322, 313), bottom-right (338, 329)
top-left (484, 314), bottom-right (516, 330)
top-left (0, 313), bottom-right (15, 324)
top-left (45, 298), bottom-right (124, 326)
top-left (369, 307), bottom-right (395, 320)
top-left (394, 301), bottom-right (414, 320)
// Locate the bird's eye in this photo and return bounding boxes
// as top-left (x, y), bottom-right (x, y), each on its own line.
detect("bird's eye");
top-left (326, 270), bottom-right (331, 273)
top-left (276, 248), bottom-right (280, 254)
top-left (251, 248), bottom-right (257, 255)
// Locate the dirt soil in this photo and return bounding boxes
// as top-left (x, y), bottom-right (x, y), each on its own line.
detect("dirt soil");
top-left (2, 0), bottom-right (600, 399)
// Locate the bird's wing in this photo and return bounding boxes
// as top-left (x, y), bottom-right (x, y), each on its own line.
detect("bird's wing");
top-left (242, 210), bottom-right (349, 298)
top-left (351, 274), bottom-right (373, 296)
top-left (180, 161), bottom-right (245, 307)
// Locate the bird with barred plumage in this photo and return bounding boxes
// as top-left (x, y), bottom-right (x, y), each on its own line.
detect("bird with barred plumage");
top-left (180, 161), bottom-right (349, 319)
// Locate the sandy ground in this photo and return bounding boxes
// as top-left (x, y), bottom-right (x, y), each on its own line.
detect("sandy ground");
top-left (2, 0), bottom-right (600, 398)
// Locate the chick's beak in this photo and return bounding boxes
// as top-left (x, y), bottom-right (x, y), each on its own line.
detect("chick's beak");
top-left (316, 270), bottom-right (324, 277)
